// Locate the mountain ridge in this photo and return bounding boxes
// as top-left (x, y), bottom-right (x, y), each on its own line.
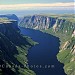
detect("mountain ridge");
top-left (19, 15), bottom-right (65, 30)
top-left (0, 16), bottom-right (36, 75)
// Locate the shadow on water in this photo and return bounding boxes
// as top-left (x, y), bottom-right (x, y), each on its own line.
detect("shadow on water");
top-left (19, 27), bottom-right (66, 75)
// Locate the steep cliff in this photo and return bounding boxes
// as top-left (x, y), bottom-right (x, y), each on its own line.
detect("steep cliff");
top-left (19, 15), bottom-right (65, 30)
top-left (0, 18), bottom-right (36, 75)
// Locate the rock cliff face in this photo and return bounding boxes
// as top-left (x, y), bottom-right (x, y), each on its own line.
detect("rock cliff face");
top-left (19, 15), bottom-right (65, 30)
top-left (72, 30), bottom-right (75, 37)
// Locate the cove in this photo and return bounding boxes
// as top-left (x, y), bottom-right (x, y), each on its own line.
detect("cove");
top-left (19, 27), bottom-right (66, 75)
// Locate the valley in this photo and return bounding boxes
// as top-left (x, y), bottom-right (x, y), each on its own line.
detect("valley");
top-left (19, 14), bottom-right (75, 75)
top-left (0, 14), bottom-right (75, 75)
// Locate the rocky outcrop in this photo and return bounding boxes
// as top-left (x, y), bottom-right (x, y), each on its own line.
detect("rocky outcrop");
top-left (71, 45), bottom-right (75, 55)
top-left (62, 41), bottom-right (70, 50)
top-left (19, 15), bottom-right (65, 30)
top-left (72, 30), bottom-right (75, 37)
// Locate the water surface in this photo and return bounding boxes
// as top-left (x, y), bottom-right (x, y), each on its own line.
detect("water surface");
top-left (19, 27), bottom-right (66, 75)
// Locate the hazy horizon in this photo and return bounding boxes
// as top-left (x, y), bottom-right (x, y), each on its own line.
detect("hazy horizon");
top-left (0, 0), bottom-right (74, 17)
top-left (0, 9), bottom-right (74, 17)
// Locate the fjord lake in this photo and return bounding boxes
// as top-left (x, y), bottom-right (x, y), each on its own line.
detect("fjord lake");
top-left (19, 27), bottom-right (66, 75)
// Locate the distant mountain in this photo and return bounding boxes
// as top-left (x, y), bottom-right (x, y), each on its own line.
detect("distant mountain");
top-left (0, 16), bottom-right (36, 75)
top-left (19, 15), bottom-right (66, 30)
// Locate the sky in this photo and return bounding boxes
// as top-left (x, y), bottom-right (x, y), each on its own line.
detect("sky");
top-left (0, 0), bottom-right (74, 13)
top-left (0, 0), bottom-right (74, 4)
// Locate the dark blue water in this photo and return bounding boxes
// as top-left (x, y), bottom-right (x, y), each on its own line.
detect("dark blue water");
top-left (19, 27), bottom-right (66, 75)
